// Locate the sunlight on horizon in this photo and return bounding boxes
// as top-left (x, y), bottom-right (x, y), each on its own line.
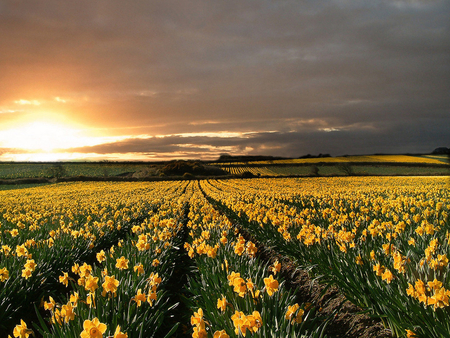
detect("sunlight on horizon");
top-left (0, 119), bottom-right (133, 161)
top-left (0, 116), bottom-right (257, 161)
top-left (0, 152), bottom-right (154, 162)
top-left (0, 121), bottom-right (94, 152)
top-left (0, 151), bottom-right (221, 162)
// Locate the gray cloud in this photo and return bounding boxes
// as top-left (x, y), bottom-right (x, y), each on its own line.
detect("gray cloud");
top-left (0, 0), bottom-right (449, 157)
top-left (66, 115), bottom-right (450, 159)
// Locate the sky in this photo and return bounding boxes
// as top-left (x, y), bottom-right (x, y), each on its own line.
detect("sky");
top-left (0, 0), bottom-right (449, 161)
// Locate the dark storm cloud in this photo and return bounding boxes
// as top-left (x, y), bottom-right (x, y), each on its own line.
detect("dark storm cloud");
top-left (0, 0), bottom-right (449, 156)
top-left (68, 114), bottom-right (450, 158)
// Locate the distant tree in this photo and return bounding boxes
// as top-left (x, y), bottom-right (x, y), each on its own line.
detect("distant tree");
top-left (102, 167), bottom-right (110, 177)
top-left (162, 160), bottom-right (227, 176)
top-left (47, 164), bottom-right (66, 178)
top-left (218, 153), bottom-right (232, 161)
top-left (310, 165), bottom-right (319, 176)
top-left (337, 163), bottom-right (353, 176)
top-left (432, 147), bottom-right (450, 154)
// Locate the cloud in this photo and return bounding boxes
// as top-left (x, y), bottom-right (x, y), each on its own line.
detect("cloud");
top-left (0, 108), bottom-right (21, 114)
top-left (0, 0), bottom-right (449, 157)
top-left (14, 99), bottom-right (41, 105)
top-left (62, 115), bottom-right (450, 159)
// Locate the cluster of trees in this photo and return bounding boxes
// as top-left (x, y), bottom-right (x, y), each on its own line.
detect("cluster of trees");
top-left (432, 147), bottom-right (450, 154)
top-left (161, 160), bottom-right (227, 177)
top-left (299, 153), bottom-right (331, 159)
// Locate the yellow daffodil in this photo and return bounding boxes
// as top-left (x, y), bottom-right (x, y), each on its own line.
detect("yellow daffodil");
top-left (44, 296), bottom-right (56, 311)
top-left (61, 302), bottom-right (75, 322)
top-left (51, 309), bottom-right (62, 325)
top-left (406, 329), bottom-right (417, 338)
top-left (13, 320), bottom-right (33, 338)
top-left (217, 296), bottom-right (228, 312)
top-left (1, 245), bottom-right (12, 256)
top-left (133, 263), bottom-right (144, 275)
top-left (80, 318), bottom-right (107, 338)
top-left (96, 250), bottom-right (106, 263)
top-left (381, 269), bottom-right (394, 284)
top-left (102, 275), bottom-right (119, 296)
top-left (231, 311), bottom-right (247, 336)
top-left (0, 267), bottom-right (9, 282)
top-left (72, 263), bottom-right (80, 274)
top-left (113, 325), bottom-right (128, 338)
top-left (24, 259), bottom-right (36, 272)
top-left (70, 292), bottom-right (79, 307)
top-left (213, 330), bottom-right (229, 338)
top-left (115, 256), bottom-right (129, 270)
top-left (270, 260), bottom-right (281, 275)
top-left (79, 263), bottom-right (92, 278)
top-left (16, 245), bottom-right (28, 258)
top-left (147, 291), bottom-right (157, 306)
top-left (264, 275), bottom-right (279, 296)
top-left (59, 272), bottom-right (70, 287)
top-left (245, 311), bottom-right (262, 333)
top-left (191, 308), bottom-right (204, 327)
top-left (133, 289), bottom-right (147, 307)
top-left (84, 276), bottom-right (99, 293)
top-left (285, 304), bottom-right (304, 324)
top-left (21, 268), bottom-right (33, 279)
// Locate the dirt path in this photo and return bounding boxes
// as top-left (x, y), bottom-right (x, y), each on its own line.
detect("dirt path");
top-left (279, 256), bottom-right (392, 338)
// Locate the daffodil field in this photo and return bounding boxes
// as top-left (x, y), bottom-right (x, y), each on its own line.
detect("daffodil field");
top-left (0, 176), bottom-right (449, 338)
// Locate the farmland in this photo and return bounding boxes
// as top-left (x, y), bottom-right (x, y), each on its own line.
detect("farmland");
top-left (215, 155), bottom-right (450, 177)
top-left (0, 176), bottom-right (449, 338)
top-left (0, 154), bottom-right (449, 182)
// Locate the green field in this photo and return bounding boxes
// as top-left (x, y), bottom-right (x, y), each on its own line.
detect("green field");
top-left (0, 154), bottom-right (449, 182)
top-left (0, 162), bottom-right (152, 179)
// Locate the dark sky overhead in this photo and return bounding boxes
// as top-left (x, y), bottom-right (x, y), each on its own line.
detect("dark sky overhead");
top-left (0, 0), bottom-right (449, 161)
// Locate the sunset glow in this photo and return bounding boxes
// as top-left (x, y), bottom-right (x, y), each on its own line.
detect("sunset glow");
top-left (0, 121), bottom-right (93, 151)
top-left (0, 119), bottom-right (135, 161)
top-left (0, 1), bottom-right (448, 161)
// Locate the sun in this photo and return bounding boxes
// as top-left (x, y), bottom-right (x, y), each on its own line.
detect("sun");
top-left (0, 120), bottom-right (93, 152)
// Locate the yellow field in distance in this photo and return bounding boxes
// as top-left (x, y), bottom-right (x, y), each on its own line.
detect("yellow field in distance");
top-left (214, 154), bottom-right (448, 166)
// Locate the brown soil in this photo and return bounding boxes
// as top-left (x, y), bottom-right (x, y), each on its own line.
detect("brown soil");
top-left (278, 256), bottom-right (392, 338)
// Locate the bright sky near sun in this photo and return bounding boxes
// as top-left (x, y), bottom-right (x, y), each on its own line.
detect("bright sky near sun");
top-left (0, 0), bottom-right (449, 161)
top-left (0, 122), bottom-right (92, 151)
